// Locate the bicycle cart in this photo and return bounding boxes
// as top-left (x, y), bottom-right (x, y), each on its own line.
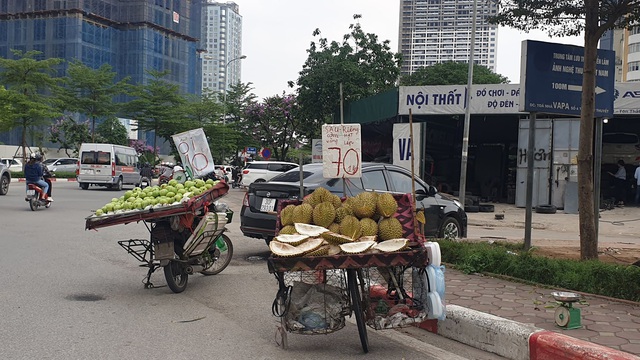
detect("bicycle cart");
top-left (85, 181), bottom-right (234, 293)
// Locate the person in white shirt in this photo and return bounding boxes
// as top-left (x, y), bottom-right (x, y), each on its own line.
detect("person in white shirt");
top-left (608, 159), bottom-right (627, 206)
top-left (634, 160), bottom-right (640, 205)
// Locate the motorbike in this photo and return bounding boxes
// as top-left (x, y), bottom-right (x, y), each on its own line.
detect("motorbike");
top-left (25, 183), bottom-right (52, 211)
top-left (140, 176), bottom-right (151, 189)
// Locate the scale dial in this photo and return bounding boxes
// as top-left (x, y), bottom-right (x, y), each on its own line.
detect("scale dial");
top-left (555, 306), bottom-right (570, 327)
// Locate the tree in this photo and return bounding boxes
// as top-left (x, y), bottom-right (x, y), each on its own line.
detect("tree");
top-left (125, 70), bottom-right (192, 159)
top-left (244, 94), bottom-right (304, 161)
top-left (289, 14), bottom-right (401, 139)
top-left (0, 50), bottom-right (63, 165)
top-left (97, 117), bottom-right (128, 145)
top-left (57, 60), bottom-right (130, 142)
top-left (400, 61), bottom-right (509, 85)
top-left (49, 117), bottom-right (91, 157)
top-left (490, 1), bottom-right (640, 260)
top-left (225, 82), bottom-right (258, 165)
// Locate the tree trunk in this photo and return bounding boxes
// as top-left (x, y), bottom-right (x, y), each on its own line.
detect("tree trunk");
top-left (577, 0), bottom-right (600, 260)
top-left (21, 119), bottom-right (27, 170)
top-left (92, 116), bottom-right (95, 142)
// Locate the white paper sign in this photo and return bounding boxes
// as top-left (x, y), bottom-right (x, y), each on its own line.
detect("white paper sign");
top-left (171, 128), bottom-right (215, 179)
top-left (393, 123), bottom-right (422, 173)
top-left (311, 138), bottom-right (323, 163)
top-left (321, 124), bottom-right (362, 178)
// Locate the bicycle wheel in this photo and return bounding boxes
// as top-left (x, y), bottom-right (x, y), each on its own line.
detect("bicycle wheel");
top-left (164, 260), bottom-right (188, 293)
top-left (347, 269), bottom-right (369, 353)
top-left (201, 234), bottom-right (233, 275)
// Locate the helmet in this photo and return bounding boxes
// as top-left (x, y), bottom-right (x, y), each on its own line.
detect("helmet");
top-left (173, 165), bottom-right (184, 172)
top-left (35, 154), bottom-right (43, 161)
top-left (29, 153), bottom-right (37, 160)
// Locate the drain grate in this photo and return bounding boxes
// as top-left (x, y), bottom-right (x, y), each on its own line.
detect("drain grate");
top-left (65, 293), bottom-right (106, 302)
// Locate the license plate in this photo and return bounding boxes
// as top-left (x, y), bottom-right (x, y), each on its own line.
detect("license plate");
top-left (26, 190), bottom-right (35, 195)
top-left (80, 169), bottom-right (93, 174)
top-left (260, 198), bottom-right (276, 213)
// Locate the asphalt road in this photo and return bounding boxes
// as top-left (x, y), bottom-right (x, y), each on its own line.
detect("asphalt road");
top-left (0, 181), bottom-right (503, 360)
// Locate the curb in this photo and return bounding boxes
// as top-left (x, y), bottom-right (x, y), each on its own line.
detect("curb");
top-left (12, 178), bottom-right (77, 182)
top-left (418, 305), bottom-right (640, 360)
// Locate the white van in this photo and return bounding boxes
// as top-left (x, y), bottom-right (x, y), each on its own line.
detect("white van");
top-left (77, 143), bottom-right (142, 190)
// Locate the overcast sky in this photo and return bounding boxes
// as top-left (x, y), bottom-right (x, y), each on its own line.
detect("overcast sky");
top-left (234, 0), bottom-right (584, 100)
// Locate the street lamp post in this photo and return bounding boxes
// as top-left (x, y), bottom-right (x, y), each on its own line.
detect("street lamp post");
top-left (221, 55), bottom-right (246, 164)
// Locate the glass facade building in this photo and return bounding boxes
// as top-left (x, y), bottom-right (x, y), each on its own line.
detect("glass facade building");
top-left (0, 0), bottom-right (202, 146)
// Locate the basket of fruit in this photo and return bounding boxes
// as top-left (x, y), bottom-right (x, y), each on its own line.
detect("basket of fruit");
top-left (85, 178), bottom-right (229, 230)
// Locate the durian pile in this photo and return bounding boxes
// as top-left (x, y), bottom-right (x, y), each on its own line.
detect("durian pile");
top-left (90, 178), bottom-right (219, 217)
top-left (269, 188), bottom-right (411, 257)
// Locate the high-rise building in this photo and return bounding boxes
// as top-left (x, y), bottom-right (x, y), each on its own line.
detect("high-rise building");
top-left (601, 26), bottom-right (640, 82)
top-left (0, 0), bottom-right (202, 147)
top-left (398, 0), bottom-right (499, 75)
top-left (199, 1), bottom-right (242, 95)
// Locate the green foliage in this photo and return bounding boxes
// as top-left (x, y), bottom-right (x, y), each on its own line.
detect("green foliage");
top-left (0, 50), bottom-right (64, 164)
top-left (56, 60), bottom-right (130, 142)
top-left (125, 70), bottom-right (193, 155)
top-left (400, 62), bottom-right (510, 86)
top-left (11, 171), bottom-right (76, 179)
top-left (49, 117), bottom-right (91, 157)
top-left (290, 15), bottom-right (401, 139)
top-left (225, 82), bottom-right (259, 165)
top-left (96, 117), bottom-right (128, 145)
top-left (437, 240), bottom-right (640, 302)
top-left (244, 94), bottom-right (303, 161)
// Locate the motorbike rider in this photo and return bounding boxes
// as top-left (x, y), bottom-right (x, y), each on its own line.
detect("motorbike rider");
top-left (24, 153), bottom-right (52, 202)
top-left (140, 162), bottom-right (153, 187)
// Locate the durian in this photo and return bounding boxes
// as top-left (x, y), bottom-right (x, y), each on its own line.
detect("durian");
top-left (378, 217), bottom-right (403, 241)
top-left (312, 202), bottom-right (336, 228)
top-left (376, 193), bottom-right (398, 218)
top-left (292, 203), bottom-right (313, 224)
top-left (280, 205), bottom-right (296, 226)
top-left (340, 215), bottom-right (362, 240)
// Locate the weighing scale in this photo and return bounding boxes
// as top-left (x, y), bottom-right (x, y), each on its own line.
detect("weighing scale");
top-left (551, 291), bottom-right (582, 330)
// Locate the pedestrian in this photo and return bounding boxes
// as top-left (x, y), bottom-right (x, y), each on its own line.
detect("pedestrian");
top-left (634, 159), bottom-right (640, 205)
top-left (608, 159), bottom-right (627, 206)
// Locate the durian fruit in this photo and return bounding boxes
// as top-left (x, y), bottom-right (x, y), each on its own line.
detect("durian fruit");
top-left (327, 244), bottom-right (342, 256)
top-left (378, 217), bottom-right (403, 241)
top-left (279, 225), bottom-right (298, 235)
top-left (335, 206), bottom-right (353, 223)
top-left (352, 192), bottom-right (377, 219)
top-left (321, 231), bottom-right (355, 245)
top-left (339, 240), bottom-right (376, 254)
top-left (312, 202), bottom-right (336, 228)
top-left (312, 187), bottom-right (331, 202)
top-left (302, 193), bottom-right (321, 208)
top-left (328, 222), bottom-right (341, 233)
top-left (358, 235), bottom-right (378, 242)
top-left (360, 218), bottom-right (378, 237)
top-left (306, 244), bottom-right (331, 256)
top-left (292, 203), bottom-right (313, 224)
top-left (274, 234), bottom-right (310, 246)
top-left (269, 241), bottom-right (305, 257)
top-left (294, 237), bottom-right (325, 255)
top-left (294, 223), bottom-right (329, 237)
top-left (376, 193), bottom-right (398, 218)
top-left (340, 215), bottom-right (362, 240)
top-left (373, 238), bottom-right (409, 252)
top-left (280, 205), bottom-right (296, 226)
top-left (329, 194), bottom-right (342, 209)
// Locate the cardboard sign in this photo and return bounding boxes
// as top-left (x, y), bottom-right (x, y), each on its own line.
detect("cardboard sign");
top-left (171, 128), bottom-right (215, 179)
top-left (321, 124), bottom-right (362, 178)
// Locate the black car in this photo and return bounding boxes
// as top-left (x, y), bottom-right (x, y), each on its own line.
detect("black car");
top-left (240, 162), bottom-right (467, 244)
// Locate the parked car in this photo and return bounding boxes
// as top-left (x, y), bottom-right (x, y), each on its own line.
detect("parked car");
top-left (0, 162), bottom-right (10, 195)
top-left (43, 157), bottom-right (79, 174)
top-left (601, 132), bottom-right (640, 165)
top-left (0, 158), bottom-right (23, 173)
top-left (239, 161), bottom-right (298, 187)
top-left (240, 162), bottom-right (467, 245)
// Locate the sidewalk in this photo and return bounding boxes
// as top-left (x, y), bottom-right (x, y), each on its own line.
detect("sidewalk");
top-left (436, 203), bottom-right (640, 359)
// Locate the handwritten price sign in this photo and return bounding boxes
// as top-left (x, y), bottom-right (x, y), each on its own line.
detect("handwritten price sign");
top-left (171, 128), bottom-right (215, 179)
top-left (322, 124), bottom-right (362, 178)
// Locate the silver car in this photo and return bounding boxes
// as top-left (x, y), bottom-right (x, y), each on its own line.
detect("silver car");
top-left (44, 158), bottom-right (78, 174)
top-left (0, 163), bottom-right (10, 195)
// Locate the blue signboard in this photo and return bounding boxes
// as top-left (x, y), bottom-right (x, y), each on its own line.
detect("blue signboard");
top-left (246, 147), bottom-right (257, 155)
top-left (520, 40), bottom-right (615, 117)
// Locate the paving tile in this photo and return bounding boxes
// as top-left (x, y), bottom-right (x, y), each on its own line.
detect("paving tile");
top-left (469, 304), bottom-right (500, 312)
top-left (588, 314), bottom-right (619, 322)
top-left (554, 328), bottom-right (600, 338)
top-left (620, 343), bottom-right (640, 355)
top-left (611, 321), bottom-right (640, 330)
top-left (590, 335), bottom-right (629, 346)
top-left (616, 331), bottom-right (640, 341)
top-left (588, 324), bottom-right (623, 332)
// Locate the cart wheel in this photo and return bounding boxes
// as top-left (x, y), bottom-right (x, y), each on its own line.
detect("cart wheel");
top-left (201, 234), bottom-right (233, 275)
top-left (347, 269), bottom-right (369, 353)
top-left (164, 260), bottom-right (188, 293)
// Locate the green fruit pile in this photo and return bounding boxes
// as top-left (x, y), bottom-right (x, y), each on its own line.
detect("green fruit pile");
top-left (278, 187), bottom-right (403, 241)
top-left (92, 178), bottom-right (218, 217)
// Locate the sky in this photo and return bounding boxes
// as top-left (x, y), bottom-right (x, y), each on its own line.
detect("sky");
top-left (233, 0), bottom-right (585, 100)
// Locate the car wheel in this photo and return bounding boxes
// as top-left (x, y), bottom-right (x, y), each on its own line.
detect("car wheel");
top-left (439, 217), bottom-right (461, 240)
top-left (0, 175), bottom-right (9, 195)
top-left (535, 204), bottom-right (557, 214)
top-left (80, 182), bottom-right (89, 190)
top-left (115, 177), bottom-right (123, 191)
top-left (478, 204), bottom-right (495, 212)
